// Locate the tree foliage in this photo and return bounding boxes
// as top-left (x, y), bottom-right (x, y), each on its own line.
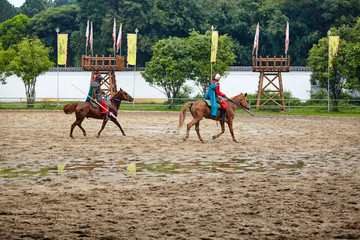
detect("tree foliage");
top-left (307, 18), bottom-right (360, 109)
top-left (0, 0), bottom-right (18, 23)
top-left (51, 0), bottom-right (77, 7)
top-left (188, 30), bottom-right (236, 97)
top-left (20, 0), bottom-right (50, 18)
top-left (1, 0), bottom-right (360, 70)
top-left (5, 37), bottom-right (54, 107)
top-left (141, 31), bottom-right (236, 101)
top-left (0, 14), bottom-right (31, 50)
top-left (30, 5), bottom-right (80, 66)
top-left (141, 36), bottom-right (193, 103)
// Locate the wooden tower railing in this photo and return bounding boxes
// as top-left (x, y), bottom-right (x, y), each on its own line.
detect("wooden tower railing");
top-left (252, 56), bottom-right (290, 111)
top-left (82, 55), bottom-right (125, 97)
top-left (82, 55), bottom-right (124, 71)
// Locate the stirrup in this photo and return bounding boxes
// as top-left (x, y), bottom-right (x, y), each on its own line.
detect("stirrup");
top-left (104, 114), bottom-right (109, 121)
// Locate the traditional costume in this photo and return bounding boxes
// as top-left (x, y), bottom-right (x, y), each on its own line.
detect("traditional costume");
top-left (86, 73), bottom-right (110, 119)
top-left (205, 72), bottom-right (228, 121)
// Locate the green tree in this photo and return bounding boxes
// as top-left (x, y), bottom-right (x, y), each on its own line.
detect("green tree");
top-left (307, 21), bottom-right (360, 109)
top-left (335, 17), bottom-right (360, 92)
top-left (76, 0), bottom-right (209, 67)
top-left (204, 0), bottom-right (260, 65)
top-left (51, 0), bottom-right (77, 7)
top-left (279, 0), bottom-right (360, 65)
top-left (0, 14), bottom-right (30, 50)
top-left (0, 43), bottom-right (13, 84)
top-left (30, 5), bottom-right (80, 66)
top-left (188, 30), bottom-right (236, 97)
top-left (20, 0), bottom-right (50, 18)
top-left (6, 37), bottom-right (54, 107)
top-left (0, 0), bottom-right (18, 23)
top-left (141, 37), bottom-right (193, 105)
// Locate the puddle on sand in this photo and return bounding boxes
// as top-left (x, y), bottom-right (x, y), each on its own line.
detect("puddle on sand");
top-left (0, 158), bottom-right (306, 181)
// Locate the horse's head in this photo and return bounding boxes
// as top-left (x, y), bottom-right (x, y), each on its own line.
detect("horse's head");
top-left (115, 88), bottom-right (134, 102)
top-left (239, 93), bottom-right (250, 110)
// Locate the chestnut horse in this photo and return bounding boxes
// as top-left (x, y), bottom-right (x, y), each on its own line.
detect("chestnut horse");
top-left (63, 88), bottom-right (133, 139)
top-left (178, 93), bottom-right (249, 143)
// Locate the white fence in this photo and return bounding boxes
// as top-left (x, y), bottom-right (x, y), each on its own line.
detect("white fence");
top-left (1, 97), bottom-right (359, 112)
top-left (0, 70), bottom-right (312, 101)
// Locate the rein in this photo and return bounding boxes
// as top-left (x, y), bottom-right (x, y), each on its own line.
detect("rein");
top-left (111, 97), bottom-right (122, 102)
top-left (224, 97), bottom-right (254, 117)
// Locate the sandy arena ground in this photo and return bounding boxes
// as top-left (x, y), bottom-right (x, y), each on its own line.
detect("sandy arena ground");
top-left (0, 110), bottom-right (359, 239)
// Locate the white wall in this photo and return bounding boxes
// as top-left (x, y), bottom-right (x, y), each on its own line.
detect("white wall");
top-left (0, 71), bottom-right (311, 100)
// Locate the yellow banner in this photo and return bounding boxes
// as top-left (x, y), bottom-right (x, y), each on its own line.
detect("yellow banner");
top-left (329, 36), bottom-right (339, 68)
top-left (210, 31), bottom-right (218, 63)
top-left (58, 34), bottom-right (68, 65)
top-left (127, 34), bottom-right (137, 66)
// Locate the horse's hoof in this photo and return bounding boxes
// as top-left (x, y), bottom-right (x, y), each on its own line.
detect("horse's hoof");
top-left (234, 140), bottom-right (240, 143)
top-left (122, 134), bottom-right (126, 136)
top-left (183, 137), bottom-right (188, 142)
top-left (200, 140), bottom-right (206, 143)
top-left (97, 136), bottom-right (100, 138)
top-left (212, 135), bottom-right (217, 140)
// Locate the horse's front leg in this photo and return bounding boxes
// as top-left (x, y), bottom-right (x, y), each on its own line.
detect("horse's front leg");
top-left (212, 121), bottom-right (225, 140)
top-left (227, 119), bottom-right (239, 143)
top-left (111, 118), bottom-right (126, 136)
top-left (97, 119), bottom-right (108, 138)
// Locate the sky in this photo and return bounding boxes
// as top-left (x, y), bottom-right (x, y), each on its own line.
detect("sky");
top-left (8, 0), bottom-right (25, 7)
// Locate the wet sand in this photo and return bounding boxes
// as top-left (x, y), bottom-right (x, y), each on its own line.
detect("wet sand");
top-left (0, 110), bottom-right (359, 239)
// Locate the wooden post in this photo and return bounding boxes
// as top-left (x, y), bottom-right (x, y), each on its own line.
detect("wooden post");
top-left (253, 56), bottom-right (289, 111)
top-left (81, 54), bottom-right (124, 98)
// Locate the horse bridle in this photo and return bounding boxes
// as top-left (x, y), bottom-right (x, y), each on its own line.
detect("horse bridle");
top-left (224, 96), bottom-right (250, 111)
top-left (111, 90), bottom-right (130, 102)
top-left (223, 96), bottom-right (254, 116)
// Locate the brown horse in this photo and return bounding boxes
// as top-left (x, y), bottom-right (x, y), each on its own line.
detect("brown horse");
top-left (63, 88), bottom-right (133, 139)
top-left (178, 93), bottom-right (249, 143)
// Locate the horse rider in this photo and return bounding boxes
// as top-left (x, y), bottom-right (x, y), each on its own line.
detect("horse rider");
top-left (205, 72), bottom-right (228, 122)
top-left (89, 73), bottom-right (110, 120)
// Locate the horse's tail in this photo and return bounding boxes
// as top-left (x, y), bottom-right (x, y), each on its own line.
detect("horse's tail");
top-left (178, 101), bottom-right (193, 131)
top-left (63, 103), bottom-right (78, 115)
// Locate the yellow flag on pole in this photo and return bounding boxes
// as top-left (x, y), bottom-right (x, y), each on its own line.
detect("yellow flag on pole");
top-left (127, 34), bottom-right (137, 66)
top-left (210, 31), bottom-right (218, 63)
top-left (329, 36), bottom-right (339, 68)
top-left (58, 34), bottom-right (68, 66)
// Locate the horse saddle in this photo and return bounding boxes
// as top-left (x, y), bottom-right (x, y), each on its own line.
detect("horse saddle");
top-left (90, 99), bottom-right (111, 110)
top-left (204, 99), bottom-right (222, 109)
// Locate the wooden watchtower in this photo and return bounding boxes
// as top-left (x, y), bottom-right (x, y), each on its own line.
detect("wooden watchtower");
top-left (82, 55), bottom-right (125, 97)
top-left (252, 56), bottom-right (290, 111)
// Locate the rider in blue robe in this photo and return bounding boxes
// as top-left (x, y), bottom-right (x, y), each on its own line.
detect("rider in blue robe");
top-left (205, 72), bottom-right (228, 121)
top-left (205, 81), bottom-right (219, 118)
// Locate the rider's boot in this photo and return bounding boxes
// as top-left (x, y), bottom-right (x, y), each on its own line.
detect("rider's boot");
top-left (220, 109), bottom-right (227, 122)
top-left (104, 114), bottom-right (110, 121)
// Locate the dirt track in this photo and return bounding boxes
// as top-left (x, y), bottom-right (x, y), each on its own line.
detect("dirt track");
top-left (0, 110), bottom-right (359, 239)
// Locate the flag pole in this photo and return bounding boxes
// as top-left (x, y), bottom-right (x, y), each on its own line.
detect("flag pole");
top-left (85, 19), bottom-right (89, 56)
top-left (210, 25), bottom-right (214, 82)
top-left (327, 29), bottom-right (331, 113)
top-left (56, 27), bottom-right (60, 107)
top-left (90, 22), bottom-right (93, 57)
top-left (133, 28), bottom-right (138, 109)
top-left (113, 18), bottom-right (116, 58)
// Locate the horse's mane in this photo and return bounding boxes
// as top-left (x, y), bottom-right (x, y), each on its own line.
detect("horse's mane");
top-left (229, 92), bottom-right (244, 102)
